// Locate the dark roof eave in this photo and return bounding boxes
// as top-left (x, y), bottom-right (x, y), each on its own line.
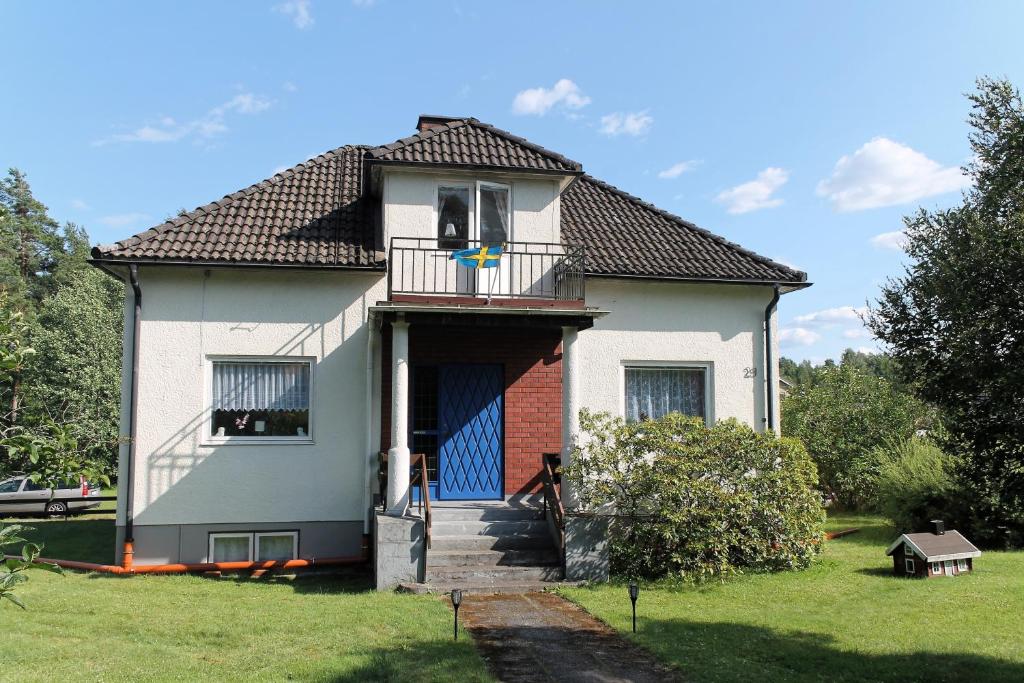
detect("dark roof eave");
top-left (586, 271), bottom-right (811, 290)
top-left (87, 257), bottom-right (387, 273)
top-left (366, 158), bottom-right (584, 179)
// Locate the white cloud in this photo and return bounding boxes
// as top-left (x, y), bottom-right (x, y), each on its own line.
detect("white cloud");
top-left (99, 212), bottom-right (151, 228)
top-left (275, 0), bottom-right (313, 29)
top-left (283, 81), bottom-right (298, 92)
top-left (94, 93), bottom-right (273, 146)
top-left (817, 137), bottom-right (969, 211)
top-left (779, 327), bottom-right (821, 347)
top-left (795, 305), bottom-right (867, 326)
top-left (70, 198), bottom-right (91, 211)
top-left (715, 167), bottom-right (788, 214)
top-left (842, 328), bottom-right (871, 339)
top-left (599, 111), bottom-right (653, 137)
top-left (870, 230), bottom-right (908, 251)
top-left (512, 79), bottom-right (590, 116)
top-left (657, 160), bottom-right (699, 179)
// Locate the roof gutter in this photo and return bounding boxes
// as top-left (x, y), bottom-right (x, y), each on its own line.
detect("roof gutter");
top-left (587, 272), bottom-right (811, 291)
top-left (764, 284), bottom-right (781, 435)
top-left (88, 257), bottom-right (386, 273)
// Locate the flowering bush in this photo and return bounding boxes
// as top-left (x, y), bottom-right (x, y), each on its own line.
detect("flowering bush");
top-left (564, 410), bottom-right (825, 579)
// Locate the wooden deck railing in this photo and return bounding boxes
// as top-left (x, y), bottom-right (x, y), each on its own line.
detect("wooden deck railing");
top-left (540, 452), bottom-right (565, 563)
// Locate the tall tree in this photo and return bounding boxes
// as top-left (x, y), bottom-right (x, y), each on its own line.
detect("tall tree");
top-left (868, 77), bottom-right (1024, 547)
top-left (0, 169), bottom-right (63, 307)
top-left (23, 267), bottom-right (123, 472)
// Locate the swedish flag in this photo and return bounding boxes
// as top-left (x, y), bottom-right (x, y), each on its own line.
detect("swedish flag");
top-left (449, 244), bottom-right (503, 269)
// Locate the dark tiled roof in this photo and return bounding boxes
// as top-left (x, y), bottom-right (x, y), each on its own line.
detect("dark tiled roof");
top-left (366, 118), bottom-right (582, 174)
top-left (893, 531), bottom-right (981, 560)
top-left (91, 146), bottom-right (381, 268)
top-left (92, 119), bottom-right (806, 284)
top-left (561, 175), bottom-right (806, 283)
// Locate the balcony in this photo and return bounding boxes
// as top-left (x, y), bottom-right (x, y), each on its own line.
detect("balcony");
top-left (387, 238), bottom-right (586, 307)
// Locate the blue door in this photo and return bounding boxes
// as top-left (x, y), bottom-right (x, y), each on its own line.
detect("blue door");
top-left (438, 364), bottom-right (504, 500)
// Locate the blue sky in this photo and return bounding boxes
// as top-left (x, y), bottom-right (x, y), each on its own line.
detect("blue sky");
top-left (5, 1), bottom-right (1023, 361)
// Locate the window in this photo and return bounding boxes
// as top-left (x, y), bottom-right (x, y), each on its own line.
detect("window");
top-left (904, 543), bottom-right (913, 556)
top-left (478, 183), bottom-right (510, 247)
top-left (210, 360), bottom-right (311, 440)
top-left (209, 533), bottom-right (253, 563)
top-left (256, 532), bottom-right (298, 562)
top-left (438, 186), bottom-right (470, 249)
top-left (931, 562), bottom-right (942, 574)
top-left (905, 558), bottom-right (915, 573)
top-left (209, 532), bottom-right (298, 562)
top-left (0, 479), bottom-right (22, 494)
top-left (957, 558), bottom-right (968, 571)
top-left (625, 366), bottom-right (708, 422)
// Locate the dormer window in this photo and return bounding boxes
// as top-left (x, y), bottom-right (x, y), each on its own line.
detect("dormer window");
top-left (438, 186), bottom-right (469, 249)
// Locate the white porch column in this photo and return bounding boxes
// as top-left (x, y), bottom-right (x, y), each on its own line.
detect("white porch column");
top-left (386, 316), bottom-right (411, 515)
top-left (561, 325), bottom-right (580, 508)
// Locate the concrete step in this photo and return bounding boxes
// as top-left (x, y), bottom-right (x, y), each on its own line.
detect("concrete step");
top-left (431, 519), bottom-right (549, 537)
top-left (426, 564), bottom-right (564, 583)
top-left (430, 533), bottom-right (556, 552)
top-left (428, 548), bottom-right (561, 567)
top-left (399, 579), bottom-right (584, 596)
top-left (430, 506), bottom-right (543, 522)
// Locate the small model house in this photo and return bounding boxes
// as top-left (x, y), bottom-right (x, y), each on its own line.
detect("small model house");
top-left (886, 520), bottom-right (981, 578)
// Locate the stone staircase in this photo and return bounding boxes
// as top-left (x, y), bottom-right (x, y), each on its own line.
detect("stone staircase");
top-left (400, 496), bottom-right (573, 594)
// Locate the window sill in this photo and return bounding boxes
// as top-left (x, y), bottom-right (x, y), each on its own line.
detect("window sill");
top-left (201, 437), bottom-right (316, 447)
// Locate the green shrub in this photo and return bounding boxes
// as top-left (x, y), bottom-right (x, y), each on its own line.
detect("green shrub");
top-left (781, 365), bottom-right (929, 508)
top-left (872, 436), bottom-right (960, 533)
top-left (565, 410), bottom-right (825, 580)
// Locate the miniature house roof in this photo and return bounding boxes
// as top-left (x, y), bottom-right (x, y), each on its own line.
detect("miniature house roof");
top-left (886, 530), bottom-right (981, 562)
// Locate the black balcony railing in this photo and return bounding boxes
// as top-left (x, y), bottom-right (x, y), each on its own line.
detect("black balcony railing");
top-left (387, 237), bottom-right (585, 302)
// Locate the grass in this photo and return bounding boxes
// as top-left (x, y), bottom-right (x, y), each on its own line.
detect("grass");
top-left (1, 514), bottom-right (493, 682)
top-left (561, 514), bottom-right (1024, 682)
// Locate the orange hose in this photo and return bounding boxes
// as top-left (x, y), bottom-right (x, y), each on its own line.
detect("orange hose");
top-left (8, 553), bottom-right (367, 575)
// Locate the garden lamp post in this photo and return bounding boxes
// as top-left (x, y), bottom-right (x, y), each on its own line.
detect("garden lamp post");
top-left (451, 589), bottom-right (463, 640)
top-left (628, 582), bottom-right (639, 633)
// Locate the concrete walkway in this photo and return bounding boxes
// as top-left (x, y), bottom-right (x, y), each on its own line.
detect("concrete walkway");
top-left (458, 592), bottom-right (681, 683)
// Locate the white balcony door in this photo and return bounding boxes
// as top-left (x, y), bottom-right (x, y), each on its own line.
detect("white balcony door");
top-left (474, 182), bottom-right (512, 297)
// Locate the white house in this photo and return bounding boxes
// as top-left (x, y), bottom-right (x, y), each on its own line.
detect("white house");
top-left (91, 116), bottom-right (809, 589)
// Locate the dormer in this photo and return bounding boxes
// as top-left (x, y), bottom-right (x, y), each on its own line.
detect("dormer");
top-left (365, 116), bottom-right (582, 249)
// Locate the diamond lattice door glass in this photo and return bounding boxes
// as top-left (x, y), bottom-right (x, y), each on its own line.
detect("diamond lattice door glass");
top-left (438, 364), bottom-right (504, 500)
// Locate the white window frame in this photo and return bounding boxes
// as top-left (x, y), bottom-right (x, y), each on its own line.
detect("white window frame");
top-left (255, 531), bottom-right (299, 562)
top-left (904, 558), bottom-right (915, 574)
top-left (209, 533), bottom-right (254, 563)
top-left (474, 181), bottom-right (513, 243)
top-left (904, 543), bottom-right (914, 556)
top-left (202, 355), bottom-right (315, 446)
top-left (931, 561), bottom-right (942, 574)
top-left (434, 181), bottom-right (474, 249)
top-left (957, 558), bottom-right (968, 572)
top-left (620, 361), bottom-right (715, 423)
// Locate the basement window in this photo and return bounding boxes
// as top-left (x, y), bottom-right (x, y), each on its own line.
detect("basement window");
top-left (209, 359), bottom-right (312, 441)
top-left (209, 531), bottom-right (298, 563)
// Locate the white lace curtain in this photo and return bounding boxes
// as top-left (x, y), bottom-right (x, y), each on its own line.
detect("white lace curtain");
top-left (212, 362), bottom-right (310, 412)
top-left (625, 367), bottom-right (705, 422)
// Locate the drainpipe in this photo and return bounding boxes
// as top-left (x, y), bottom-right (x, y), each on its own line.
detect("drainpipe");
top-left (764, 284), bottom-right (781, 435)
top-left (123, 264), bottom-right (142, 569)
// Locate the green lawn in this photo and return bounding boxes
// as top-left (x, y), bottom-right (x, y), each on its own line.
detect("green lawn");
top-left (562, 515), bottom-right (1024, 682)
top-left (1, 515), bottom-right (492, 682)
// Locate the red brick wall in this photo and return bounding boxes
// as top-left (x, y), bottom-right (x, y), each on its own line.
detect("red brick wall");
top-left (380, 324), bottom-right (562, 495)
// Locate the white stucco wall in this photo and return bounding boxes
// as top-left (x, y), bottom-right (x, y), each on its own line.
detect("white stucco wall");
top-left (578, 278), bottom-right (779, 430)
top-left (127, 267), bottom-right (387, 526)
top-left (382, 169), bottom-right (560, 245)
